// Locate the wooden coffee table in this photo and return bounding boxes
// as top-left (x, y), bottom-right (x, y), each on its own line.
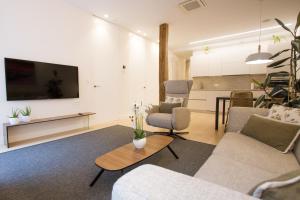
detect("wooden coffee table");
top-left (89, 135), bottom-right (178, 187)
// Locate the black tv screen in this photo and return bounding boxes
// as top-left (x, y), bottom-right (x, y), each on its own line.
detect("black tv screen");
top-left (5, 58), bottom-right (79, 101)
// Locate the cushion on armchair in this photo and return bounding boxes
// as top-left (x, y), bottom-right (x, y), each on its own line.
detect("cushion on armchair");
top-left (165, 96), bottom-right (184, 106)
top-left (159, 102), bottom-right (181, 114)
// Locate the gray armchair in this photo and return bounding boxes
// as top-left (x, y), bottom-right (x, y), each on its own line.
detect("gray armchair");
top-left (146, 80), bottom-right (193, 140)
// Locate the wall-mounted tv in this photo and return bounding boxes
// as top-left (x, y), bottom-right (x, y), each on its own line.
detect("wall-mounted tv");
top-left (5, 58), bottom-right (79, 101)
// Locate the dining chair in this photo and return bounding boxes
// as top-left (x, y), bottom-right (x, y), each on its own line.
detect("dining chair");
top-left (225, 91), bottom-right (254, 130)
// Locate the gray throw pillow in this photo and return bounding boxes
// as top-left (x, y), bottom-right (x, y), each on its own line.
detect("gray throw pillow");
top-left (248, 169), bottom-right (300, 200)
top-left (241, 114), bottom-right (300, 153)
top-left (159, 102), bottom-right (181, 114)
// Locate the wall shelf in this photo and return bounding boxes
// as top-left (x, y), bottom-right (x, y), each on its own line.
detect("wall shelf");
top-left (3, 112), bottom-right (95, 148)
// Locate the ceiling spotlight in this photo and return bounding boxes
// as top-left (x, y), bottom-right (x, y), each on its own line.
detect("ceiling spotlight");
top-left (137, 30), bottom-right (141, 33)
top-left (143, 33), bottom-right (147, 36)
top-left (103, 14), bottom-right (109, 18)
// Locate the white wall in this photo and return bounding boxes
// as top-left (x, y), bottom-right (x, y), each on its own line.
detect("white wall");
top-left (0, 0), bottom-right (159, 147)
top-left (169, 52), bottom-right (187, 80)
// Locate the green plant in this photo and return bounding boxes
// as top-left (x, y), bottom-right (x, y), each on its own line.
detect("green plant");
top-left (10, 108), bottom-right (19, 118)
top-left (20, 106), bottom-right (31, 116)
top-left (267, 12), bottom-right (300, 100)
top-left (131, 103), bottom-right (146, 140)
top-left (253, 72), bottom-right (289, 108)
top-left (272, 35), bottom-right (281, 44)
top-left (203, 46), bottom-right (209, 54)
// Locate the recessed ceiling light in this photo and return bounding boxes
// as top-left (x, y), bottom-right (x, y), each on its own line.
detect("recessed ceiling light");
top-left (104, 14), bottom-right (109, 18)
top-left (137, 30), bottom-right (141, 33)
top-left (143, 33), bottom-right (147, 36)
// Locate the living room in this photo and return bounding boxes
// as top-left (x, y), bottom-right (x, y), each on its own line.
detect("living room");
top-left (0, 0), bottom-right (299, 199)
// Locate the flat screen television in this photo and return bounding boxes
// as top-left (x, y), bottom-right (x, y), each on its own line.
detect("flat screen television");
top-left (5, 58), bottom-right (79, 101)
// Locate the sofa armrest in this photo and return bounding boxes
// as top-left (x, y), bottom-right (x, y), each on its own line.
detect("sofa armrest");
top-left (172, 107), bottom-right (190, 130)
top-left (226, 107), bottom-right (269, 133)
top-left (112, 164), bottom-right (258, 200)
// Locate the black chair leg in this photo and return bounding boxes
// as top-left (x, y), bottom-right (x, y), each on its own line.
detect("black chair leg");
top-left (168, 130), bottom-right (187, 140)
top-left (153, 130), bottom-right (188, 140)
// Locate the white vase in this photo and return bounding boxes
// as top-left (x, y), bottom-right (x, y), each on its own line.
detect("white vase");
top-left (133, 138), bottom-right (147, 149)
top-left (20, 115), bottom-right (31, 123)
top-left (9, 117), bottom-right (19, 125)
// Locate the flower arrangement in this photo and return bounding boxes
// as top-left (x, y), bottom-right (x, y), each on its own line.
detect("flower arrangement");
top-left (130, 103), bottom-right (146, 139)
top-left (129, 102), bottom-right (146, 148)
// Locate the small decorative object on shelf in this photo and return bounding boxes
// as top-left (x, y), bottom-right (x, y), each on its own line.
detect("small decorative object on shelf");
top-left (8, 108), bottom-right (19, 125)
top-left (19, 106), bottom-right (32, 122)
top-left (130, 102), bottom-right (146, 149)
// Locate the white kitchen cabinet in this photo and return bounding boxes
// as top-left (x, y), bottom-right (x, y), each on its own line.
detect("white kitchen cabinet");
top-left (190, 54), bottom-right (210, 77)
top-left (208, 52), bottom-right (222, 76)
top-left (221, 61), bottom-right (250, 75)
top-left (190, 40), bottom-right (282, 76)
top-left (249, 64), bottom-right (267, 74)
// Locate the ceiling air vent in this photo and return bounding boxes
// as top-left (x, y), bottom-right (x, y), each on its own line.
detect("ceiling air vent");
top-left (179, 0), bottom-right (207, 12)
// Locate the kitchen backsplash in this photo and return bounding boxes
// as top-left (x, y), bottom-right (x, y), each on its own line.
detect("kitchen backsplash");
top-left (192, 74), bottom-right (266, 90)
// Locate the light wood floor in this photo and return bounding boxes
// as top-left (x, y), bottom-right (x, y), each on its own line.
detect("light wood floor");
top-left (115, 112), bottom-right (225, 145)
top-left (0, 112), bottom-right (225, 153)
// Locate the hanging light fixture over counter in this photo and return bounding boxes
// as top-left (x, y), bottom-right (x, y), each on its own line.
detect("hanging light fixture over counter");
top-left (245, 0), bottom-right (273, 65)
top-left (245, 44), bottom-right (273, 64)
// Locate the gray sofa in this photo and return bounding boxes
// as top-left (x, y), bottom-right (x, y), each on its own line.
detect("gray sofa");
top-left (112, 107), bottom-right (300, 200)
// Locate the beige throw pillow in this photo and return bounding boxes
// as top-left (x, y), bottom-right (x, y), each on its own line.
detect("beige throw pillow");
top-left (241, 114), bottom-right (300, 153)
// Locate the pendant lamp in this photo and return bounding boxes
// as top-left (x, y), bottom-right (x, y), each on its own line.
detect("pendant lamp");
top-left (245, 0), bottom-right (273, 64)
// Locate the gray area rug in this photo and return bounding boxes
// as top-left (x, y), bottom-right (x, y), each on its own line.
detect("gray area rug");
top-left (0, 125), bottom-right (215, 200)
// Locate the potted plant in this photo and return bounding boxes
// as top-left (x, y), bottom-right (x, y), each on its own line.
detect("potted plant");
top-left (253, 11), bottom-right (300, 108)
top-left (19, 106), bottom-right (32, 122)
top-left (267, 12), bottom-right (300, 100)
top-left (130, 103), bottom-right (146, 149)
top-left (9, 108), bottom-right (19, 125)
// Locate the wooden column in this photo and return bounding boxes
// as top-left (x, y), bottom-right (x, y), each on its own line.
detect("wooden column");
top-left (159, 23), bottom-right (169, 102)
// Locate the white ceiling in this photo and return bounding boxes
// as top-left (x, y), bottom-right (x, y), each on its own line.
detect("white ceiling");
top-left (65, 0), bottom-right (300, 51)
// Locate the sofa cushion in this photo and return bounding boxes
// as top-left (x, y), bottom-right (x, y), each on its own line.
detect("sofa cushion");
top-left (146, 113), bottom-right (172, 129)
top-left (226, 107), bottom-right (269, 133)
top-left (194, 154), bottom-right (277, 193)
top-left (241, 114), bottom-right (300, 153)
top-left (113, 164), bottom-right (258, 200)
top-left (213, 133), bottom-right (299, 174)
